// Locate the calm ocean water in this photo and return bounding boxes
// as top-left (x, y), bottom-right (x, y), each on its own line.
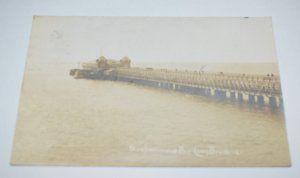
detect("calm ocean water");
top-left (12, 63), bottom-right (290, 166)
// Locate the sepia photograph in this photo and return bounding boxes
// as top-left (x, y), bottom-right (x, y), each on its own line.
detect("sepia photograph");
top-left (11, 16), bottom-right (290, 166)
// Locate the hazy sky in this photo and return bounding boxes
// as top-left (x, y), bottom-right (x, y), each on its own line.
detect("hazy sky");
top-left (28, 16), bottom-right (278, 65)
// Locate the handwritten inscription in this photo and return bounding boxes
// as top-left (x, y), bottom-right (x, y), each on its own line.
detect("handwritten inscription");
top-left (129, 144), bottom-right (240, 158)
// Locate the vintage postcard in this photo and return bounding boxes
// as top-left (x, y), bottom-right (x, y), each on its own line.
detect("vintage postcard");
top-left (11, 16), bottom-right (290, 166)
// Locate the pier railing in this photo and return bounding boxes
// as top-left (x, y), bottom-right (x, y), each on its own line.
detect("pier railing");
top-left (115, 68), bottom-right (281, 96)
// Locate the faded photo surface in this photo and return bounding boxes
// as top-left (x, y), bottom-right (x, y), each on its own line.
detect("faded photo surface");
top-left (11, 16), bottom-right (290, 166)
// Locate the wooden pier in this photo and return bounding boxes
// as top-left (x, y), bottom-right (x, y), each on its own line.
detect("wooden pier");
top-left (70, 57), bottom-right (283, 109)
